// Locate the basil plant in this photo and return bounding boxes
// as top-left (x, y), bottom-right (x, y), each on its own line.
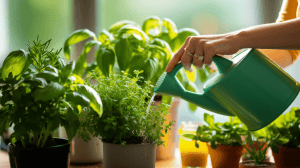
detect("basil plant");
top-left (0, 37), bottom-right (102, 148)
top-left (63, 16), bottom-right (213, 111)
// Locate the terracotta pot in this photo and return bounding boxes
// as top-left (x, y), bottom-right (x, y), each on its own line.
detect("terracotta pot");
top-left (207, 144), bottom-right (244, 168)
top-left (103, 141), bottom-right (156, 168)
top-left (239, 161), bottom-right (275, 168)
top-left (272, 146), bottom-right (300, 168)
top-left (155, 98), bottom-right (180, 160)
top-left (242, 141), bottom-right (269, 154)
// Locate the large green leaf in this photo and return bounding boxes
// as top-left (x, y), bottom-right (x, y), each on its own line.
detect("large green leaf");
top-left (170, 28), bottom-right (200, 52)
top-left (33, 82), bottom-right (65, 101)
top-left (115, 37), bottom-right (133, 71)
top-left (118, 25), bottom-right (150, 42)
top-left (128, 55), bottom-right (158, 81)
top-left (73, 40), bottom-right (101, 77)
top-left (64, 29), bottom-right (97, 60)
top-left (1, 49), bottom-right (30, 80)
top-left (204, 113), bottom-right (214, 126)
top-left (98, 29), bottom-right (114, 45)
top-left (142, 16), bottom-right (161, 36)
top-left (65, 92), bottom-right (90, 107)
top-left (162, 18), bottom-right (178, 40)
top-left (60, 61), bottom-right (75, 83)
top-left (70, 84), bottom-right (102, 117)
top-left (64, 108), bottom-right (80, 143)
top-left (108, 20), bottom-right (140, 35)
top-left (36, 70), bottom-right (59, 82)
top-left (96, 46), bottom-right (115, 77)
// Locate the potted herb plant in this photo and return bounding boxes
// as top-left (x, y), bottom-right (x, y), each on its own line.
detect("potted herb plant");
top-left (240, 132), bottom-right (275, 168)
top-left (184, 113), bottom-right (248, 168)
top-left (63, 15), bottom-right (213, 160)
top-left (76, 70), bottom-right (173, 168)
top-left (265, 107), bottom-right (300, 168)
top-left (0, 37), bottom-right (102, 168)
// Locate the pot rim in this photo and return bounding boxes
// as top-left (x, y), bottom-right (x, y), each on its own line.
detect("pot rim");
top-left (102, 141), bottom-right (156, 146)
top-left (207, 143), bottom-right (243, 147)
top-left (8, 137), bottom-right (70, 149)
top-left (240, 160), bottom-right (275, 166)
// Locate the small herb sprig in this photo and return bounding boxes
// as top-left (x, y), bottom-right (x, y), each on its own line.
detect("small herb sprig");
top-left (77, 70), bottom-right (174, 146)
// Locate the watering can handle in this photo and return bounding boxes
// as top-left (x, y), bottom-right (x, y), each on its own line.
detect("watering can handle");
top-left (169, 55), bottom-right (233, 76)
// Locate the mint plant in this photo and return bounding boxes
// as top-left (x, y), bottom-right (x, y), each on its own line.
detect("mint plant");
top-left (183, 113), bottom-right (248, 149)
top-left (0, 37), bottom-right (102, 148)
top-left (77, 70), bottom-right (174, 146)
top-left (63, 16), bottom-right (213, 111)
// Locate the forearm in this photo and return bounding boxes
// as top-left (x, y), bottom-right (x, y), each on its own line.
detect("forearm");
top-left (234, 18), bottom-right (300, 50)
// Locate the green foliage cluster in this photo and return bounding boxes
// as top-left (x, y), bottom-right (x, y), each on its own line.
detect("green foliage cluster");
top-left (63, 16), bottom-right (213, 111)
top-left (77, 70), bottom-right (174, 146)
top-left (183, 113), bottom-right (248, 149)
top-left (0, 37), bottom-right (102, 148)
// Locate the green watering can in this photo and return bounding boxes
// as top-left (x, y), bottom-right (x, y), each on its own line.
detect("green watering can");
top-left (154, 48), bottom-right (300, 131)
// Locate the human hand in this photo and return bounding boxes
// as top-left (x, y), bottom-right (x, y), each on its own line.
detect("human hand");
top-left (165, 33), bottom-right (241, 72)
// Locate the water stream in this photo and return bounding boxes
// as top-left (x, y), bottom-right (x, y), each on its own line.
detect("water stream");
top-left (146, 92), bottom-right (157, 114)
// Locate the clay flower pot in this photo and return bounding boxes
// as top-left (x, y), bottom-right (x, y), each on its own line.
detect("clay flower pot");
top-left (272, 146), bottom-right (300, 168)
top-left (207, 143), bottom-right (244, 168)
top-left (239, 161), bottom-right (275, 168)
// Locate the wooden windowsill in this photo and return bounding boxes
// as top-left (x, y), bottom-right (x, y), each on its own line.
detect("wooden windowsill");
top-left (0, 148), bottom-right (275, 168)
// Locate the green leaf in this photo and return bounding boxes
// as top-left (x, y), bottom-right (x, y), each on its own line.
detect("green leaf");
top-left (45, 65), bottom-right (58, 74)
top-left (36, 70), bottom-right (59, 82)
top-left (170, 28), bottom-right (200, 52)
top-left (61, 61), bottom-right (75, 83)
top-left (98, 29), bottom-right (114, 45)
top-left (183, 134), bottom-right (195, 140)
top-left (142, 16), bottom-right (161, 36)
top-left (70, 84), bottom-right (103, 117)
top-left (108, 20), bottom-right (140, 36)
top-left (211, 141), bottom-right (217, 149)
top-left (118, 25), bottom-right (149, 42)
top-left (65, 92), bottom-right (90, 107)
top-left (162, 18), bottom-right (178, 40)
top-left (128, 55), bottom-right (158, 81)
top-left (96, 46), bottom-right (115, 77)
top-left (64, 108), bottom-right (80, 143)
top-left (24, 77), bottom-right (47, 88)
top-left (73, 40), bottom-right (101, 77)
top-left (64, 29), bottom-right (97, 60)
top-left (115, 37), bottom-right (133, 71)
top-left (32, 82), bottom-right (65, 101)
top-left (285, 109), bottom-right (295, 123)
top-left (1, 49), bottom-right (30, 80)
top-left (204, 113), bottom-right (214, 126)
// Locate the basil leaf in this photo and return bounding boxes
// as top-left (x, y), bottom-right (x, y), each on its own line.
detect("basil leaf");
top-left (204, 113), bottom-right (214, 126)
top-left (183, 134), bottom-right (195, 140)
top-left (24, 77), bottom-right (47, 88)
top-left (64, 29), bottom-right (97, 60)
top-left (36, 70), bottom-right (59, 82)
top-left (118, 25), bottom-right (149, 42)
top-left (170, 28), bottom-right (200, 52)
top-left (65, 92), bottom-right (90, 107)
top-left (61, 61), bottom-right (75, 83)
top-left (96, 46), bottom-right (115, 77)
top-left (33, 82), bottom-right (65, 101)
top-left (64, 108), bottom-right (80, 143)
top-left (142, 16), bottom-right (161, 36)
top-left (70, 84), bottom-right (103, 117)
top-left (128, 55), bottom-right (158, 81)
top-left (115, 37), bottom-right (133, 71)
top-left (98, 29), bottom-right (114, 45)
top-left (162, 18), bottom-right (178, 40)
top-left (45, 65), bottom-right (58, 74)
top-left (73, 40), bottom-right (101, 77)
top-left (1, 49), bottom-right (30, 80)
top-left (108, 20), bottom-right (140, 36)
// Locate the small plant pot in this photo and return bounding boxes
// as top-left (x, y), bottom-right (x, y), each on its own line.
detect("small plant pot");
top-left (207, 143), bottom-right (244, 168)
top-left (272, 146), bottom-right (300, 168)
top-left (8, 137), bottom-right (70, 168)
top-left (239, 161), bottom-right (275, 168)
top-left (103, 141), bottom-right (156, 168)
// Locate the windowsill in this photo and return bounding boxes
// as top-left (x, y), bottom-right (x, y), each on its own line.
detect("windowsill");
top-left (0, 148), bottom-right (275, 168)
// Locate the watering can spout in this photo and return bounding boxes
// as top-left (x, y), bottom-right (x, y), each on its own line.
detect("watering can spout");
top-left (154, 61), bottom-right (233, 116)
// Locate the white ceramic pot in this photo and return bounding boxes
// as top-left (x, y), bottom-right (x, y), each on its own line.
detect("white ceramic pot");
top-left (103, 141), bottom-right (156, 168)
top-left (59, 125), bottom-right (103, 163)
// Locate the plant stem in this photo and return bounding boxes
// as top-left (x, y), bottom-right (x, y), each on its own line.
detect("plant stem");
top-left (20, 135), bottom-right (26, 147)
top-left (40, 123), bottom-right (51, 148)
top-left (37, 128), bottom-right (44, 148)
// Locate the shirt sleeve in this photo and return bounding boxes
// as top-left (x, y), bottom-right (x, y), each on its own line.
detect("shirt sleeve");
top-left (276, 0), bottom-right (300, 63)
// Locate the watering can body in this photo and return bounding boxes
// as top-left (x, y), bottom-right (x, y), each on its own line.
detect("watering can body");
top-left (154, 49), bottom-right (300, 131)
